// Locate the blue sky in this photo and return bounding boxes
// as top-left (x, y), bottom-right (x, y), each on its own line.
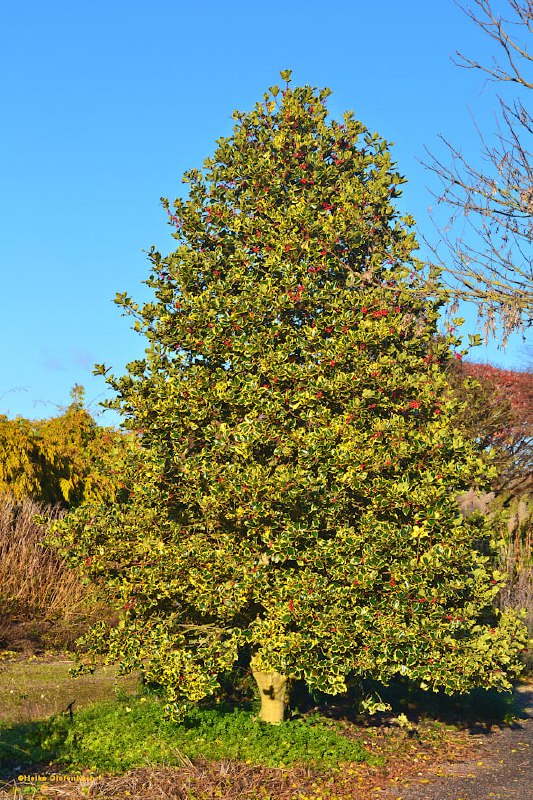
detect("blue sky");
top-left (0, 0), bottom-right (529, 424)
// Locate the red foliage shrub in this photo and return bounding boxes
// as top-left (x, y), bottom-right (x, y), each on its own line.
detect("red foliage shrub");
top-left (462, 363), bottom-right (532, 427)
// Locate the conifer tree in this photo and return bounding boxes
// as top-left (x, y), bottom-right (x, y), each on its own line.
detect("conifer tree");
top-left (0, 386), bottom-right (123, 507)
top-left (52, 73), bottom-right (528, 723)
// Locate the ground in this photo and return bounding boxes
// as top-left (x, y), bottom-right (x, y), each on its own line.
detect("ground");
top-left (383, 683), bottom-right (533, 800)
top-left (0, 655), bottom-right (531, 799)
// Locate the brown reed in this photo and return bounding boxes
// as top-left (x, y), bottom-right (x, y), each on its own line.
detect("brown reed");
top-left (0, 493), bottom-right (103, 650)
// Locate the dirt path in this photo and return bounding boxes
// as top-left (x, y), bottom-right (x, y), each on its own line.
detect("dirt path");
top-left (384, 683), bottom-right (533, 800)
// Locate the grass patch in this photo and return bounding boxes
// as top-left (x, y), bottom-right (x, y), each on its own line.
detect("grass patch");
top-left (0, 694), bottom-right (374, 779)
top-left (0, 658), bottom-right (138, 726)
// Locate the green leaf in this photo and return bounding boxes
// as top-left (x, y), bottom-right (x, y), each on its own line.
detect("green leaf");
top-left (49, 74), bottom-right (529, 722)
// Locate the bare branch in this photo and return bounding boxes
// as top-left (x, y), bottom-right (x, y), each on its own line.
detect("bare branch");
top-left (424, 1), bottom-right (533, 344)
top-left (454, 0), bottom-right (533, 88)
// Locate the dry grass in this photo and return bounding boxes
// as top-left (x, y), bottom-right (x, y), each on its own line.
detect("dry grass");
top-left (499, 526), bottom-right (532, 620)
top-left (0, 493), bottom-right (104, 652)
top-left (2, 763), bottom-right (326, 800)
top-left (77, 760), bottom-right (316, 799)
top-left (496, 491), bottom-right (533, 670)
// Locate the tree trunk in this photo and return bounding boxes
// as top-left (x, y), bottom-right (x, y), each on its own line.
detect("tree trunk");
top-left (252, 669), bottom-right (287, 724)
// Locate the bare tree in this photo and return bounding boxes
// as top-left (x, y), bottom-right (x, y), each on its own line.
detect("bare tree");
top-left (425, 0), bottom-right (532, 345)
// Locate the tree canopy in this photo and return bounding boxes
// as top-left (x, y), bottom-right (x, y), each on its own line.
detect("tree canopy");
top-left (52, 74), bottom-right (528, 723)
top-left (448, 361), bottom-right (532, 488)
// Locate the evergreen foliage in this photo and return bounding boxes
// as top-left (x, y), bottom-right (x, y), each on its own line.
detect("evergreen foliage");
top-left (51, 74), bottom-right (528, 720)
top-left (0, 387), bottom-right (125, 507)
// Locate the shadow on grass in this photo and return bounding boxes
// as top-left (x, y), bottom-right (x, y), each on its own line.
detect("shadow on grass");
top-left (0, 714), bottom-right (71, 785)
top-left (287, 677), bottom-right (528, 734)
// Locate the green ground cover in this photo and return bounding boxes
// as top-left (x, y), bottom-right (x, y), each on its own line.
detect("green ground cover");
top-left (0, 695), bottom-right (373, 778)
